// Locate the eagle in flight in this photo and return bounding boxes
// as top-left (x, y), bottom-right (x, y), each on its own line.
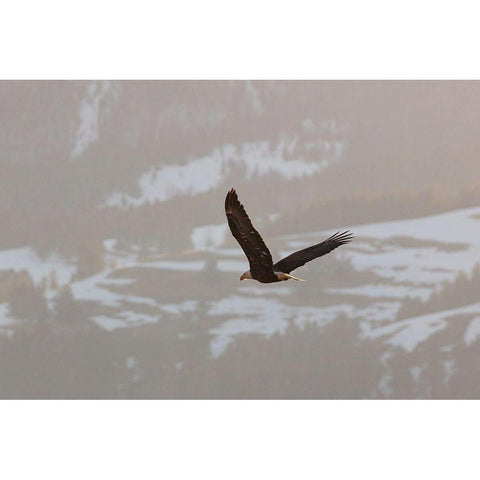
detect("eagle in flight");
top-left (225, 188), bottom-right (353, 283)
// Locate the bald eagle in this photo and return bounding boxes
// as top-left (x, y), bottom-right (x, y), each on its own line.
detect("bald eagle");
top-left (225, 188), bottom-right (353, 283)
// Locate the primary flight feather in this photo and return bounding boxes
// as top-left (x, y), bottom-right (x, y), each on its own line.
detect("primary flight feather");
top-left (225, 187), bottom-right (353, 283)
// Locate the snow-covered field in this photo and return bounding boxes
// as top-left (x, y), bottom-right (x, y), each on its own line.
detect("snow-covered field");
top-left (315, 206), bottom-right (480, 286)
top-left (206, 205), bottom-right (480, 355)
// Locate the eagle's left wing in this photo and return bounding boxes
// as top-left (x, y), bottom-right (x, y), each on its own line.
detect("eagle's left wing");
top-left (273, 230), bottom-right (353, 274)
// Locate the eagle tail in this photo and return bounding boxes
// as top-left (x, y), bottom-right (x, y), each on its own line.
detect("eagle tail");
top-left (276, 272), bottom-right (305, 282)
top-left (288, 274), bottom-right (305, 282)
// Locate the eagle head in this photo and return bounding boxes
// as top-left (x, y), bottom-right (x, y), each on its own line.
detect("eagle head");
top-left (240, 270), bottom-right (252, 281)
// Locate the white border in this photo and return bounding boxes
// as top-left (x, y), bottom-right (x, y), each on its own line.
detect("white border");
top-left (1, 401), bottom-right (478, 479)
top-left (2, 1), bottom-right (480, 78)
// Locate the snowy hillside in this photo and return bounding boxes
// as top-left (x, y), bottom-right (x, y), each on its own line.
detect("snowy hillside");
top-left (105, 140), bottom-right (341, 208)
top-left (2, 205), bottom-right (479, 376)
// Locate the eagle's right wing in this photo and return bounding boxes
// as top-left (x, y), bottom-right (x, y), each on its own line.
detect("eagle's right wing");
top-left (225, 188), bottom-right (274, 276)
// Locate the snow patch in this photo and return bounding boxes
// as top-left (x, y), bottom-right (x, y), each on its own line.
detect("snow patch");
top-left (366, 303), bottom-right (480, 352)
top-left (0, 247), bottom-right (75, 286)
top-left (71, 270), bottom-right (157, 308)
top-left (0, 303), bottom-right (15, 328)
top-left (91, 311), bottom-right (160, 331)
top-left (464, 317), bottom-right (480, 346)
top-left (159, 300), bottom-right (198, 315)
top-left (443, 359), bottom-right (455, 384)
top-left (105, 141), bottom-right (337, 208)
top-left (216, 259), bottom-right (248, 272)
top-left (410, 366), bottom-right (423, 384)
top-left (207, 295), bottom-right (353, 357)
top-left (71, 80), bottom-right (110, 158)
top-left (325, 284), bottom-right (432, 301)
top-left (138, 260), bottom-right (206, 271)
top-left (239, 285), bottom-right (292, 296)
top-left (191, 224), bottom-right (227, 250)
top-left (245, 80), bottom-right (263, 114)
top-left (210, 316), bottom-right (288, 358)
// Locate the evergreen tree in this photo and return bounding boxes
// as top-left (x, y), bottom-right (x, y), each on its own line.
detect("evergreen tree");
top-left (7, 272), bottom-right (49, 322)
top-left (49, 269), bottom-right (58, 290)
top-left (76, 240), bottom-right (106, 279)
top-left (53, 285), bottom-right (84, 323)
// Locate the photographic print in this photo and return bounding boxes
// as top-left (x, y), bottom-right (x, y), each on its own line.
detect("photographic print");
top-left (1, 80), bottom-right (479, 399)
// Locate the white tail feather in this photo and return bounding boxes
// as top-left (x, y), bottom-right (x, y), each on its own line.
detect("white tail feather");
top-left (288, 274), bottom-right (305, 282)
top-left (276, 272), bottom-right (305, 282)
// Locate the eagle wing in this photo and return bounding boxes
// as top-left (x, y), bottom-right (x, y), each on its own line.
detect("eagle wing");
top-left (273, 230), bottom-right (353, 274)
top-left (225, 188), bottom-right (274, 276)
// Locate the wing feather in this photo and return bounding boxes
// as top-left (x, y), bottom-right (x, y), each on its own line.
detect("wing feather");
top-left (273, 230), bottom-right (353, 274)
top-left (225, 188), bottom-right (273, 276)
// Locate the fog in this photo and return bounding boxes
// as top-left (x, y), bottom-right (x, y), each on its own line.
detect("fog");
top-left (1, 80), bottom-right (480, 398)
